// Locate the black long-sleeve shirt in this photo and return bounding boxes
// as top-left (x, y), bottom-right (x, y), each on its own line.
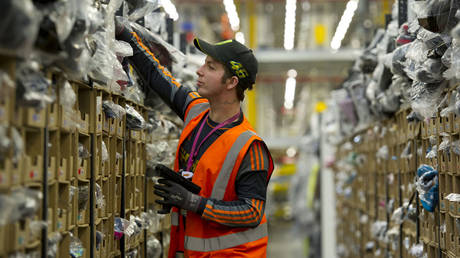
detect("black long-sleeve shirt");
top-left (120, 30), bottom-right (270, 227)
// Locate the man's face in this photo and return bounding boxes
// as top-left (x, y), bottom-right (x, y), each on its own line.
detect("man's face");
top-left (196, 56), bottom-right (228, 98)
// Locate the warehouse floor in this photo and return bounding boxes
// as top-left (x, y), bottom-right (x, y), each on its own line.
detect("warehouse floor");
top-left (268, 220), bottom-right (305, 258)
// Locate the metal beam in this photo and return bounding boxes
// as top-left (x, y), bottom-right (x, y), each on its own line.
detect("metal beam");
top-left (255, 48), bottom-right (361, 63)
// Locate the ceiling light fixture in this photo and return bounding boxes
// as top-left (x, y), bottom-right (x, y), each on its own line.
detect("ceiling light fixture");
top-left (161, 0), bottom-right (179, 21)
top-left (284, 69), bottom-right (297, 110)
top-left (284, 0), bottom-right (297, 50)
top-left (223, 0), bottom-right (240, 31)
top-left (330, 0), bottom-right (359, 50)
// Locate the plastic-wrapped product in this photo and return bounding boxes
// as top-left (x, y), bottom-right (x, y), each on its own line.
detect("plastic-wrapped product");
top-left (87, 30), bottom-right (119, 84)
top-left (54, 0), bottom-right (103, 80)
top-left (47, 232), bottom-right (62, 258)
top-left (406, 111), bottom-right (423, 122)
top-left (70, 233), bottom-right (84, 257)
top-left (438, 133), bottom-right (451, 152)
top-left (425, 145), bottom-right (437, 158)
top-left (78, 185), bottom-right (89, 211)
top-left (29, 220), bottom-right (47, 240)
top-left (412, 0), bottom-right (460, 33)
top-left (409, 81), bottom-right (447, 120)
top-left (0, 0), bottom-right (40, 57)
top-left (125, 104), bottom-right (145, 130)
top-left (376, 145), bottom-right (389, 161)
top-left (130, 22), bottom-right (186, 66)
top-left (114, 217), bottom-right (132, 240)
top-left (78, 143), bottom-right (91, 159)
top-left (10, 188), bottom-right (42, 222)
top-left (16, 62), bottom-right (54, 110)
top-left (126, 249), bottom-right (138, 258)
top-left (95, 183), bottom-right (105, 210)
top-left (416, 165), bottom-right (439, 212)
top-left (401, 141), bottom-right (413, 159)
top-left (95, 231), bottom-right (104, 250)
top-left (391, 43), bottom-right (411, 76)
top-left (102, 100), bottom-right (126, 119)
top-left (409, 243), bottom-right (425, 258)
top-left (371, 221), bottom-right (388, 241)
top-left (101, 141), bottom-right (108, 163)
top-left (452, 140), bottom-right (460, 155)
top-left (0, 194), bottom-right (15, 226)
top-left (396, 23), bottom-right (417, 46)
top-left (60, 80), bottom-right (76, 112)
top-left (128, 0), bottom-right (160, 22)
top-left (0, 126), bottom-right (10, 161)
top-left (147, 236), bottom-right (162, 258)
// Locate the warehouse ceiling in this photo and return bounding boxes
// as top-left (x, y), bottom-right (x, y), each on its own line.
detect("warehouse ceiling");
top-left (174, 0), bottom-right (393, 141)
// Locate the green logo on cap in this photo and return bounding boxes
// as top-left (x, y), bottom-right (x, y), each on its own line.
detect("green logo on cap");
top-left (230, 61), bottom-right (248, 79)
top-left (216, 40), bottom-right (233, 45)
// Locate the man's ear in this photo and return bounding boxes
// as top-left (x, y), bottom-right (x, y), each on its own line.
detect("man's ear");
top-left (226, 76), bottom-right (239, 90)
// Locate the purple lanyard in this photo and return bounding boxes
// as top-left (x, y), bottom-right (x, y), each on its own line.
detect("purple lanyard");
top-left (186, 111), bottom-right (240, 171)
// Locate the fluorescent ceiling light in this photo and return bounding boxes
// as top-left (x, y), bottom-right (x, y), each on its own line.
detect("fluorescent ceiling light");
top-left (330, 0), bottom-right (359, 50)
top-left (235, 31), bottom-right (245, 44)
top-left (284, 69), bottom-right (297, 110)
top-left (223, 0), bottom-right (240, 31)
top-left (284, 0), bottom-right (297, 50)
top-left (161, 0), bottom-right (179, 21)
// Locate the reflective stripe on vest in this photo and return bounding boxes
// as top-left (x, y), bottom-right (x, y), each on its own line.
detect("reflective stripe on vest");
top-left (184, 103), bottom-right (210, 127)
top-left (171, 211), bottom-right (179, 226)
top-left (184, 222), bottom-right (268, 252)
top-left (210, 130), bottom-right (256, 199)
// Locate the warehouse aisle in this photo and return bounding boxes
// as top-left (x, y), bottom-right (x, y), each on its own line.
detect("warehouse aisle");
top-left (268, 220), bottom-right (305, 258)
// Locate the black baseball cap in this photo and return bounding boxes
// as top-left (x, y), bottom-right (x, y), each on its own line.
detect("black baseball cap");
top-left (193, 38), bottom-right (258, 90)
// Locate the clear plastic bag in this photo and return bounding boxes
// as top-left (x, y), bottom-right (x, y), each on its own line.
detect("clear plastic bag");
top-left (102, 100), bottom-right (126, 119)
top-left (10, 188), bottom-right (42, 222)
top-left (128, 0), bottom-right (160, 22)
top-left (78, 185), bottom-right (90, 211)
top-left (0, 0), bottom-right (40, 57)
top-left (70, 233), bottom-right (85, 257)
top-left (409, 81), bottom-right (447, 120)
top-left (425, 145), bottom-right (438, 158)
top-left (95, 183), bottom-right (105, 210)
top-left (377, 145), bottom-right (389, 161)
top-left (412, 0), bottom-right (459, 33)
top-left (101, 141), bottom-right (109, 163)
top-left (146, 236), bottom-right (162, 258)
top-left (452, 140), bottom-right (460, 155)
top-left (125, 104), bottom-right (146, 130)
top-left (16, 62), bottom-right (54, 110)
top-left (416, 164), bottom-right (439, 212)
top-left (438, 133), bottom-right (451, 152)
top-left (409, 243), bottom-right (425, 258)
top-left (130, 22), bottom-right (186, 65)
top-left (401, 141), bottom-right (413, 159)
top-left (78, 143), bottom-right (91, 159)
top-left (47, 232), bottom-right (62, 258)
top-left (60, 80), bottom-right (77, 112)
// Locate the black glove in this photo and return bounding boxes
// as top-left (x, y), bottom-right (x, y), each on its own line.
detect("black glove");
top-left (154, 178), bottom-right (203, 213)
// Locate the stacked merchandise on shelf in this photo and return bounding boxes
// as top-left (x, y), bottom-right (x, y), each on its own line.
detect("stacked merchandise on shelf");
top-left (327, 1), bottom-right (460, 257)
top-left (0, 0), bottom-right (191, 257)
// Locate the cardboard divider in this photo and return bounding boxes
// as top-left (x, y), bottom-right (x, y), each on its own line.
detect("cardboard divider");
top-left (94, 135), bottom-right (102, 179)
top-left (77, 134), bottom-right (91, 181)
top-left (69, 179), bottom-right (78, 229)
top-left (23, 128), bottom-right (44, 183)
top-left (0, 79), bottom-right (14, 125)
top-left (48, 182), bottom-right (58, 233)
top-left (48, 131), bottom-right (59, 182)
top-left (58, 132), bottom-right (73, 182)
top-left (78, 226), bottom-right (90, 258)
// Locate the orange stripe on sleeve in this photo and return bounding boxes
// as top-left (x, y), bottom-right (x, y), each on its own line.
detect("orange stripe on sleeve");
top-left (250, 147), bottom-right (255, 170)
top-left (257, 142), bottom-right (264, 170)
top-left (254, 143), bottom-right (260, 170)
top-left (131, 32), bottom-right (181, 88)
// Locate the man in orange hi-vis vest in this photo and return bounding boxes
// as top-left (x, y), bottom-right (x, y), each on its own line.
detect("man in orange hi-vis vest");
top-left (116, 19), bottom-right (274, 258)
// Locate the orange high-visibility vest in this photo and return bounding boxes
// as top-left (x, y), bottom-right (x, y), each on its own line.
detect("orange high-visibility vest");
top-left (168, 100), bottom-right (274, 258)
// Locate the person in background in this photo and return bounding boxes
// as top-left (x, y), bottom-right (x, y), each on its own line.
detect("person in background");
top-left (116, 19), bottom-right (274, 258)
